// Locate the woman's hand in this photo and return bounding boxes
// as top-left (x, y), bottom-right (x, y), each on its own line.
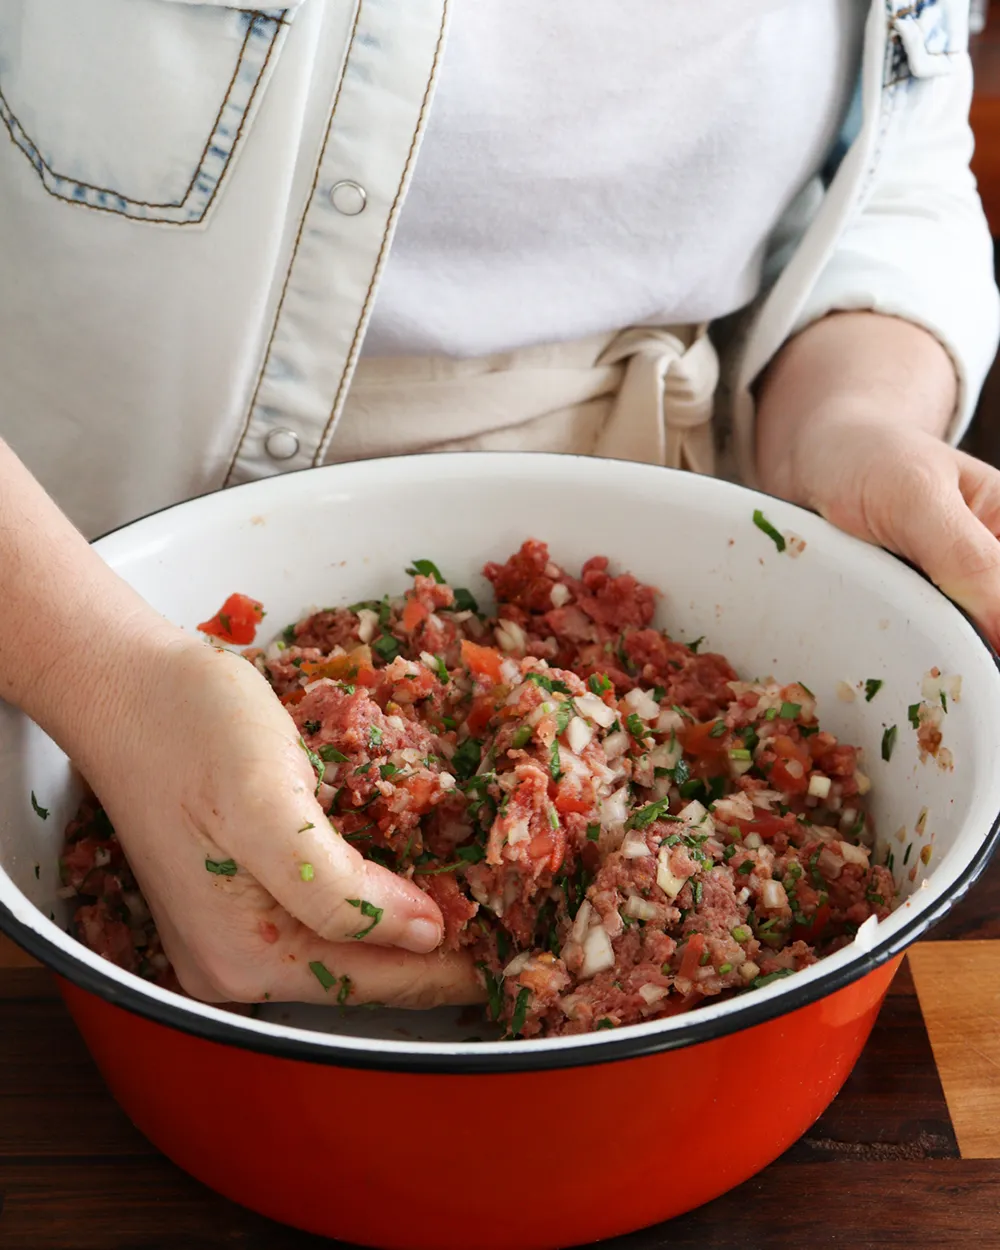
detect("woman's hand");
top-left (756, 312), bottom-right (1000, 647)
top-left (77, 635), bottom-right (482, 1008)
top-left (0, 439), bottom-right (480, 1010)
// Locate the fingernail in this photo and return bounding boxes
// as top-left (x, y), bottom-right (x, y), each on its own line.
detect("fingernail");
top-left (402, 918), bottom-right (442, 954)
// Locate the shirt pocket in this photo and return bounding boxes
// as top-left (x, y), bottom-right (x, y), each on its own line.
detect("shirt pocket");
top-left (884, 0), bottom-right (968, 86)
top-left (0, 0), bottom-right (303, 226)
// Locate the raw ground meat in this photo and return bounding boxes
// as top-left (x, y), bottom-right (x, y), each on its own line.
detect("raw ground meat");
top-left (61, 542), bottom-right (895, 1038)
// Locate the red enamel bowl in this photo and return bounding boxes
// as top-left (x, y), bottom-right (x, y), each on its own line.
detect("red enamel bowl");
top-left (2, 454), bottom-right (998, 1249)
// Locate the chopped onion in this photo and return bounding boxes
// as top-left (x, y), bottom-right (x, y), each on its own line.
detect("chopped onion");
top-left (567, 717), bottom-right (593, 755)
top-left (503, 952), bottom-right (532, 979)
top-left (853, 914), bottom-right (880, 950)
top-left (751, 789), bottom-right (783, 811)
top-left (621, 831), bottom-right (652, 859)
top-left (736, 887), bottom-right (751, 904)
top-left (55, 885), bottom-right (77, 900)
top-left (838, 840), bottom-right (869, 867)
top-left (495, 619), bottom-right (527, 655)
top-left (600, 786), bottom-right (630, 829)
top-left (576, 692), bottom-right (617, 729)
top-left (438, 772), bottom-right (456, 790)
top-left (656, 845), bottom-right (689, 899)
top-left (839, 807), bottom-right (858, 833)
top-left (730, 756), bottom-right (754, 777)
top-left (761, 880), bottom-right (787, 909)
top-left (356, 608), bottom-right (379, 644)
top-left (570, 900), bottom-right (593, 945)
top-left (500, 658), bottom-right (520, 686)
top-left (656, 708), bottom-right (685, 733)
top-left (807, 774), bottom-right (832, 799)
top-left (713, 792), bottom-right (755, 822)
top-left (624, 687), bottom-right (660, 721)
top-left (854, 770), bottom-right (871, 796)
top-left (527, 700), bottom-right (556, 728)
top-left (649, 741), bottom-right (682, 772)
top-left (677, 800), bottom-right (708, 826)
top-left (506, 818), bottom-right (531, 846)
top-left (836, 681), bottom-right (856, 703)
top-left (550, 582), bottom-right (571, 608)
top-left (638, 983), bottom-right (668, 1006)
top-left (740, 961), bottom-right (761, 982)
top-left (783, 758), bottom-right (804, 780)
top-left (744, 832), bottom-right (763, 850)
top-left (580, 925), bottom-right (616, 978)
top-left (604, 730), bottom-right (628, 760)
top-left (818, 846), bottom-right (844, 879)
top-left (624, 895), bottom-right (658, 921)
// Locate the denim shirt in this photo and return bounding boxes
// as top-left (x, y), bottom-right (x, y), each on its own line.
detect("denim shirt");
top-left (0, 0), bottom-right (995, 535)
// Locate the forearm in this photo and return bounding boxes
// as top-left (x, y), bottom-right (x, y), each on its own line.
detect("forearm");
top-left (755, 312), bottom-right (958, 506)
top-left (0, 439), bottom-right (185, 760)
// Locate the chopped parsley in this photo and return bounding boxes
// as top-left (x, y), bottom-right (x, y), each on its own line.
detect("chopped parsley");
top-left (881, 725), bottom-right (898, 762)
top-left (337, 975), bottom-right (352, 1006)
top-left (692, 881), bottom-right (703, 906)
top-left (708, 720), bottom-right (728, 739)
top-left (549, 739), bottom-right (563, 781)
top-left (456, 843), bottom-right (486, 864)
top-left (672, 704), bottom-right (695, 722)
top-left (940, 690), bottom-right (948, 713)
top-left (588, 673), bottom-right (612, 695)
top-left (778, 702), bottom-right (801, 720)
top-left (752, 509), bottom-right (786, 552)
top-left (452, 737), bottom-right (483, 781)
top-left (625, 712), bottom-right (651, 741)
top-left (303, 719), bottom-right (321, 735)
top-left (378, 595), bottom-right (392, 627)
top-left (508, 986), bottom-right (531, 1038)
top-left (30, 792), bottom-right (49, 821)
top-left (908, 703), bottom-right (922, 729)
top-left (752, 968), bottom-right (794, 990)
top-left (451, 587), bottom-right (480, 614)
top-left (903, 842), bottom-right (913, 866)
top-left (372, 633), bottom-right (402, 663)
top-left (596, 1017), bottom-right (615, 1030)
top-left (298, 822), bottom-right (315, 833)
top-left (346, 898), bottom-right (384, 939)
top-left (686, 637), bottom-right (705, 654)
top-left (586, 823), bottom-right (601, 842)
top-left (309, 961), bottom-right (338, 992)
top-left (652, 685), bottom-right (667, 703)
top-left (625, 796), bottom-right (676, 830)
top-left (864, 679), bottom-right (883, 703)
top-left (406, 558), bottom-right (445, 583)
top-left (737, 860), bottom-right (754, 875)
top-left (300, 863), bottom-right (315, 882)
top-left (281, 623), bottom-right (297, 644)
top-left (369, 725), bottom-right (383, 748)
top-left (319, 744), bottom-right (348, 763)
top-left (478, 962), bottom-right (503, 1021)
top-left (431, 654), bottom-right (450, 684)
top-left (511, 725), bottom-right (532, 749)
top-left (205, 858), bottom-right (238, 876)
top-left (379, 763), bottom-right (400, 779)
top-left (354, 762), bottom-right (372, 776)
top-left (525, 671), bottom-right (571, 696)
top-left (299, 738), bottom-right (326, 793)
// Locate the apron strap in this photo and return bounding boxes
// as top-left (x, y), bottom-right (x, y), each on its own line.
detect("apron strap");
top-left (593, 324), bottom-right (719, 474)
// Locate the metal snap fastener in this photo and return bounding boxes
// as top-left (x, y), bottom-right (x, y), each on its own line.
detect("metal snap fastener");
top-left (329, 180), bottom-right (367, 216)
top-left (264, 428), bottom-right (300, 461)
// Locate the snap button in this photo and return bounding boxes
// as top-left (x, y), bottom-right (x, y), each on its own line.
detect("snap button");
top-left (329, 180), bottom-right (367, 216)
top-left (264, 428), bottom-right (300, 461)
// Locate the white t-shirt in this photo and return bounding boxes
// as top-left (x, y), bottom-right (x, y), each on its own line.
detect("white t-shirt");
top-left (364, 0), bottom-right (866, 359)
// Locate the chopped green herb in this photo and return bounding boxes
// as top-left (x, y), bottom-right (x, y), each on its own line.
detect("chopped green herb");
top-left (298, 822), bottom-right (315, 833)
top-left (554, 702), bottom-right (575, 735)
top-left (309, 961), bottom-right (338, 992)
top-left (30, 792), bottom-right (49, 821)
top-left (881, 725), bottom-right (898, 762)
top-left (672, 703), bottom-right (695, 722)
top-left (347, 599), bottom-right (380, 613)
top-left (431, 654), bottom-right (450, 685)
top-left (809, 849), bottom-right (823, 887)
top-left (477, 962), bottom-right (503, 1021)
top-left (908, 703), bottom-right (921, 729)
top-left (511, 725), bottom-right (532, 749)
top-left (732, 925), bottom-right (751, 943)
top-left (723, 843), bottom-right (738, 861)
top-left (753, 509), bottom-right (786, 552)
top-left (318, 744), bottom-right (348, 763)
top-left (300, 863), bottom-right (315, 882)
top-left (652, 685), bottom-right (667, 703)
top-left (625, 712), bottom-right (651, 741)
top-left (346, 898), bottom-right (384, 939)
top-left (281, 623), bottom-right (297, 644)
top-left (378, 595), bottom-right (392, 627)
top-left (299, 738), bottom-right (326, 794)
top-left (586, 823), bottom-right (601, 842)
top-left (864, 679), bottom-right (883, 702)
top-left (379, 762), bottom-right (399, 779)
top-left (779, 702), bottom-right (801, 721)
top-left (737, 861), bottom-right (754, 876)
top-left (708, 720), bottom-right (728, 739)
top-left (303, 719), bottom-right (321, 735)
top-left (337, 975), bottom-right (352, 1006)
top-left (205, 858), bottom-right (238, 876)
top-left (413, 860), bottom-right (462, 875)
top-left (369, 725), bottom-right (383, 748)
top-left (764, 707), bottom-right (778, 721)
top-left (354, 762), bottom-right (372, 776)
top-left (752, 968), bottom-right (794, 990)
top-left (406, 558), bottom-right (445, 583)
top-left (940, 690), bottom-right (948, 713)
top-left (451, 587), bottom-right (479, 614)
top-left (617, 634), bottom-right (637, 675)
top-left (442, 715), bottom-right (458, 732)
top-left (588, 673), bottom-right (613, 695)
top-left (692, 881), bottom-right (703, 906)
top-left (799, 725), bottom-right (820, 737)
top-left (625, 796), bottom-right (676, 830)
top-left (525, 671), bottom-right (572, 696)
top-left (903, 842), bottom-right (913, 865)
top-left (509, 986), bottom-right (531, 1038)
top-left (686, 637), bottom-right (705, 654)
top-left (452, 737), bottom-right (483, 781)
top-left (798, 682), bottom-right (815, 697)
top-left (456, 843), bottom-right (486, 864)
top-left (372, 633), bottom-right (402, 663)
top-left (596, 1017), bottom-right (615, 1030)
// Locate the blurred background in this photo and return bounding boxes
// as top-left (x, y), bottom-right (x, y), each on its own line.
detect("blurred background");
top-left (966, 0), bottom-right (1000, 458)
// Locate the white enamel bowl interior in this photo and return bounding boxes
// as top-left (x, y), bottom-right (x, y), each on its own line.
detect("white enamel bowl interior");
top-left (1, 452), bottom-right (999, 1064)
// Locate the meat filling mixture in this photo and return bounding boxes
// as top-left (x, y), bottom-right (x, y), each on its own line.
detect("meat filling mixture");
top-left (61, 541), bottom-right (896, 1038)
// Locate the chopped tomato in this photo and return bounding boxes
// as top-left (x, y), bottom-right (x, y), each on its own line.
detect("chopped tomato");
top-left (677, 933), bottom-right (707, 981)
top-left (554, 784), bottom-right (590, 817)
top-left (401, 774), bottom-right (436, 813)
top-left (732, 813), bottom-right (790, 841)
top-left (766, 734), bottom-right (811, 795)
top-left (467, 694), bottom-right (498, 736)
top-left (197, 592), bottom-right (265, 645)
top-left (681, 721), bottom-right (730, 758)
top-left (280, 689), bottom-right (306, 707)
top-left (792, 902), bottom-right (831, 944)
top-left (461, 640), bottom-right (505, 684)
top-left (401, 598), bottom-right (430, 633)
top-left (301, 646), bottom-right (376, 687)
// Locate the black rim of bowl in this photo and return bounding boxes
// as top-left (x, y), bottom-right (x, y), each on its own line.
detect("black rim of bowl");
top-left (1, 454), bottom-right (997, 1075)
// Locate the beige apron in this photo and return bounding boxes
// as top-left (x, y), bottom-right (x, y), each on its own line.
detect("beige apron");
top-left (331, 324), bottom-right (722, 475)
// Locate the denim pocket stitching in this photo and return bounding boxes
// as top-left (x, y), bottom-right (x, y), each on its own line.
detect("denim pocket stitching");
top-left (0, 8), bottom-right (287, 225)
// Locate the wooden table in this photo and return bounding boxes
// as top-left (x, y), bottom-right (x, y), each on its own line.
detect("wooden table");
top-left (3, 851), bottom-right (1000, 1250)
